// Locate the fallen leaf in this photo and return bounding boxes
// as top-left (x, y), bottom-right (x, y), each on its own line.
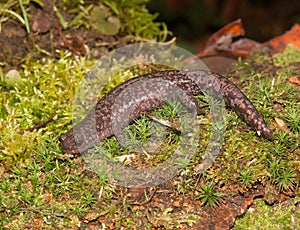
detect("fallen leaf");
top-left (204, 19), bottom-right (245, 51)
top-left (265, 24), bottom-right (300, 55)
top-left (84, 212), bottom-right (102, 222)
top-left (230, 38), bottom-right (262, 57)
top-left (152, 196), bottom-right (162, 205)
top-left (184, 19), bottom-right (254, 63)
top-left (69, 214), bottom-right (80, 223)
top-left (274, 117), bottom-right (289, 132)
top-left (173, 200), bottom-right (181, 207)
top-left (44, 189), bottom-right (51, 204)
top-left (188, 21), bottom-right (300, 64)
top-left (289, 76), bottom-right (300, 85)
top-left (59, 34), bottom-right (86, 56)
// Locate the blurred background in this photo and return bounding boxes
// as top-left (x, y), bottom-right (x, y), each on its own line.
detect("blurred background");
top-left (148, 0), bottom-right (300, 52)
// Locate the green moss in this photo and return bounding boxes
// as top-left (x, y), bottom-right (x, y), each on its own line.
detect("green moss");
top-left (273, 44), bottom-right (300, 66)
top-left (102, 0), bottom-right (168, 40)
top-left (198, 182), bottom-right (225, 208)
top-left (0, 52), bottom-right (93, 166)
top-left (0, 119), bottom-right (37, 168)
top-left (233, 198), bottom-right (300, 229)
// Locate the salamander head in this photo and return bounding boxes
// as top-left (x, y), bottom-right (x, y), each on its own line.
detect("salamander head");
top-left (59, 117), bottom-right (101, 154)
top-left (257, 124), bottom-right (275, 141)
top-left (59, 125), bottom-right (102, 154)
top-left (59, 130), bottom-right (81, 154)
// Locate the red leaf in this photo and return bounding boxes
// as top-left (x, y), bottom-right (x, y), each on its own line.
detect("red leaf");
top-left (264, 24), bottom-right (300, 55)
top-left (204, 18), bottom-right (245, 51)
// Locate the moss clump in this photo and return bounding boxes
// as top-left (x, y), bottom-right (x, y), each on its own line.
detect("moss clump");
top-left (233, 198), bottom-right (300, 229)
top-left (0, 52), bottom-right (92, 167)
top-left (101, 0), bottom-right (168, 40)
top-left (0, 122), bottom-right (37, 169)
top-left (273, 44), bottom-right (300, 66)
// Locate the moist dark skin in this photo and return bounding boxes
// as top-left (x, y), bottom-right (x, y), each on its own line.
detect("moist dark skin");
top-left (59, 70), bottom-right (274, 154)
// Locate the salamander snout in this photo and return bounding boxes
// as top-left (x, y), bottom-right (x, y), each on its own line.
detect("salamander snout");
top-left (58, 131), bottom-right (80, 155)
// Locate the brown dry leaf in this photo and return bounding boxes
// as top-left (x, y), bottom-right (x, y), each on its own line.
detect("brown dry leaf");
top-left (230, 38), bottom-right (262, 57)
top-left (58, 34), bottom-right (86, 56)
top-left (69, 214), bottom-right (80, 223)
top-left (289, 76), bottom-right (300, 85)
top-left (173, 200), bottom-right (181, 207)
top-left (186, 19), bottom-right (256, 62)
top-left (274, 117), bottom-right (289, 132)
top-left (44, 189), bottom-right (51, 204)
top-left (191, 21), bottom-right (300, 63)
top-left (152, 196), bottom-right (162, 205)
top-left (84, 212), bottom-right (101, 222)
top-left (204, 19), bottom-right (245, 51)
top-left (33, 219), bottom-right (43, 229)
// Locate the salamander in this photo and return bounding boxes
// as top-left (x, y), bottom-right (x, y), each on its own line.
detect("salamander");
top-left (59, 70), bottom-right (274, 154)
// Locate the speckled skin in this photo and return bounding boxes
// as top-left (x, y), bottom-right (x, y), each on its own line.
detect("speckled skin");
top-left (59, 70), bottom-right (274, 154)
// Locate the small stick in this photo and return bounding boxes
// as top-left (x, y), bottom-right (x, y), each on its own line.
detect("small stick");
top-left (25, 115), bottom-right (55, 132)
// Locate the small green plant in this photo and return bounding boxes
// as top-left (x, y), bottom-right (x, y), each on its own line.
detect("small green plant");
top-left (274, 168), bottom-right (296, 192)
top-left (0, 180), bottom-right (10, 192)
top-left (198, 182), bottom-right (225, 208)
top-left (276, 130), bottom-right (290, 143)
top-left (98, 175), bottom-right (108, 187)
top-left (285, 107), bottom-right (300, 133)
top-left (175, 157), bottom-right (192, 172)
top-left (267, 157), bottom-right (296, 192)
top-left (267, 157), bottom-right (283, 178)
top-left (124, 115), bottom-right (155, 147)
top-left (238, 168), bottom-right (253, 187)
top-left (71, 204), bottom-right (87, 217)
top-left (81, 192), bottom-right (97, 207)
top-left (272, 143), bottom-right (286, 156)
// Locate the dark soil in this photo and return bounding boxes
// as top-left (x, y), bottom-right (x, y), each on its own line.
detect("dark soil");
top-left (0, 1), bottom-right (130, 73)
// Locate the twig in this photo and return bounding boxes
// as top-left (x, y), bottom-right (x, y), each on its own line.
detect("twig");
top-left (25, 115), bottom-right (55, 132)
